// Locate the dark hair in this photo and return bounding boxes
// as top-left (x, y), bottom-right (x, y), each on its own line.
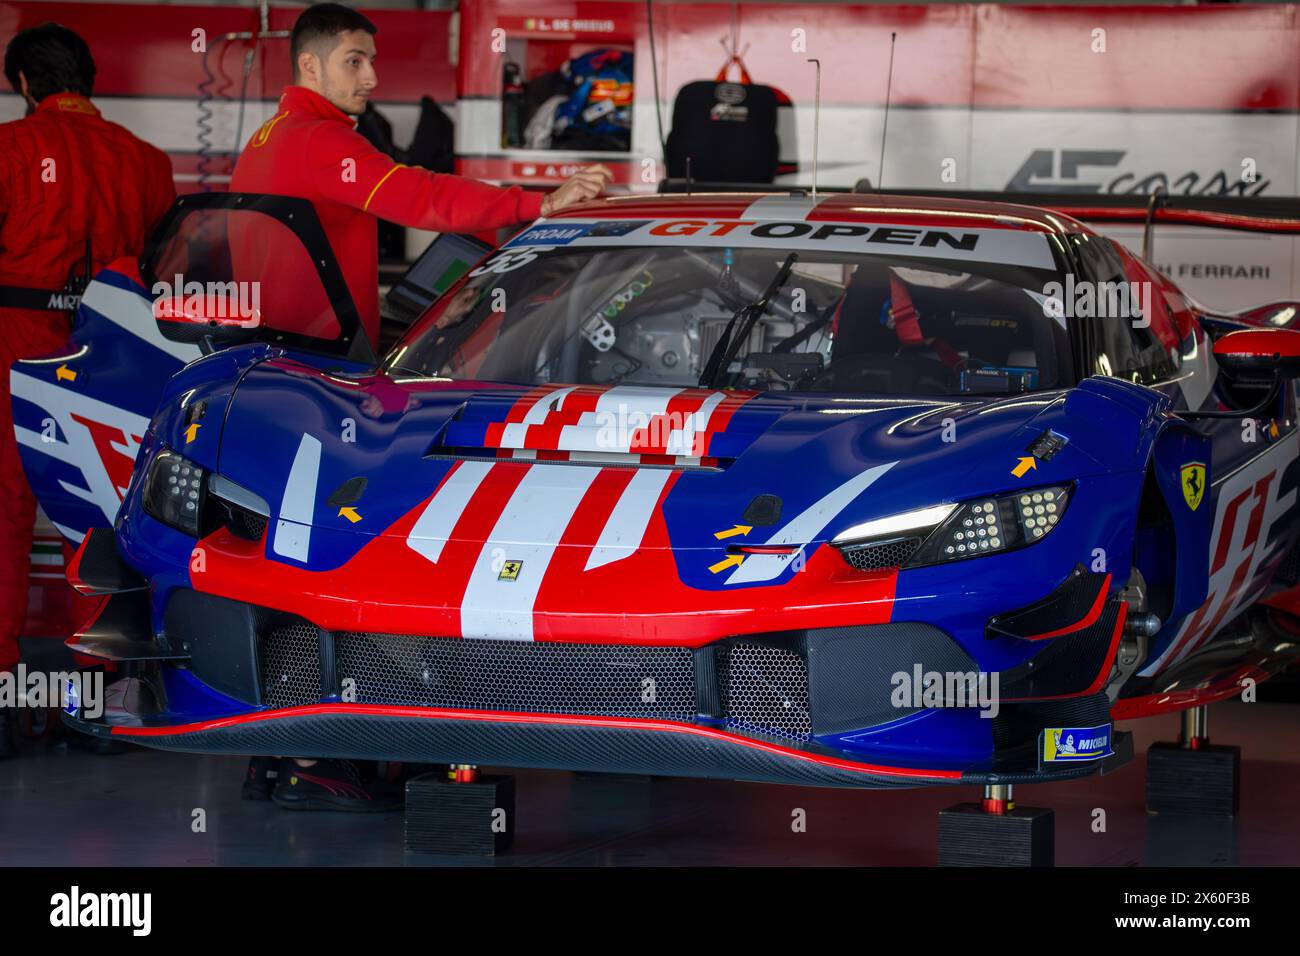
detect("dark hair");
top-left (4, 23), bottom-right (95, 101)
top-left (291, 4), bottom-right (377, 79)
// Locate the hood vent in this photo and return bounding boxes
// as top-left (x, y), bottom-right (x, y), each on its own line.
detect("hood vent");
top-left (421, 388), bottom-right (782, 471)
top-left (425, 443), bottom-right (731, 472)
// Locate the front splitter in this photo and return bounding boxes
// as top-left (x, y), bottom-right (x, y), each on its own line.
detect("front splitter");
top-left (63, 703), bottom-right (1128, 789)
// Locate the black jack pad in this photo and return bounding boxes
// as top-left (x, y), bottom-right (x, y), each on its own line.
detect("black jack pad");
top-left (938, 802), bottom-right (1055, 867)
top-left (1146, 742), bottom-right (1240, 818)
top-left (404, 772), bottom-right (515, 856)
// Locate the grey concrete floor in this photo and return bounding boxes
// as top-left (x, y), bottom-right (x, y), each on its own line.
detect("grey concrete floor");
top-left (1, 699), bottom-right (1297, 866)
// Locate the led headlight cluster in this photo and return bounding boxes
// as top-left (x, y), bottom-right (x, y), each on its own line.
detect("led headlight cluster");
top-left (1016, 488), bottom-right (1065, 540)
top-left (833, 484), bottom-right (1072, 570)
top-left (142, 448), bottom-right (208, 537)
top-left (942, 500), bottom-right (1004, 555)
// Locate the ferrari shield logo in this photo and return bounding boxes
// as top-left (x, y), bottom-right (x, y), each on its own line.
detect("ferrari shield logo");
top-left (498, 560), bottom-right (522, 581)
top-left (1181, 462), bottom-right (1206, 511)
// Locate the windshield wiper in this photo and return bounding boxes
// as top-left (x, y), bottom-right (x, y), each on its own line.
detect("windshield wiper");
top-left (699, 252), bottom-right (798, 388)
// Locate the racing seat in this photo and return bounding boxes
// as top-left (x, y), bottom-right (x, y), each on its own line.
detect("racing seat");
top-left (814, 265), bottom-right (957, 394)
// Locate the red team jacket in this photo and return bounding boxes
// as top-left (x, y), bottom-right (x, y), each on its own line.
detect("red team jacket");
top-left (232, 86), bottom-right (545, 348)
top-left (0, 92), bottom-right (175, 670)
top-left (0, 92), bottom-right (175, 324)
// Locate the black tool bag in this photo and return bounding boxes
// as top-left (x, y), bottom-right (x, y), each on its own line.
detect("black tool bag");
top-left (666, 57), bottom-right (779, 184)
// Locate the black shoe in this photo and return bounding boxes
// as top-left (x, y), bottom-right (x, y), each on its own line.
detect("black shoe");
top-left (241, 756), bottom-right (282, 801)
top-left (0, 706), bottom-right (17, 759)
top-left (272, 759), bottom-right (403, 812)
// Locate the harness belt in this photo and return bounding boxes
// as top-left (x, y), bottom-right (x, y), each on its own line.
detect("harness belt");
top-left (887, 272), bottom-right (966, 370)
top-left (0, 285), bottom-right (82, 312)
top-left (1, 240), bottom-right (94, 314)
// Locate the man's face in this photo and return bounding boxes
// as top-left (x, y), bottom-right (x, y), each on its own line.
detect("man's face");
top-left (309, 29), bottom-right (377, 116)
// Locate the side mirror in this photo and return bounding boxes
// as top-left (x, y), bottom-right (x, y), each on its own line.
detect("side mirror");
top-left (153, 293), bottom-right (261, 354)
top-left (1213, 328), bottom-right (1300, 380)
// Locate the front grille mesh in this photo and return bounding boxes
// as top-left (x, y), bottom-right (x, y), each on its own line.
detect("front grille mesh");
top-left (334, 632), bottom-right (696, 720)
top-left (717, 643), bottom-right (812, 741)
top-left (258, 626), bottom-right (815, 742)
top-left (228, 508), bottom-right (268, 541)
top-left (207, 496), bottom-right (269, 542)
top-left (260, 624), bottom-right (321, 709)
top-left (839, 536), bottom-right (922, 572)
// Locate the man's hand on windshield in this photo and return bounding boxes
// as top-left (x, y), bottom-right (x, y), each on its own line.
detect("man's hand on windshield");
top-left (541, 164), bottom-right (614, 217)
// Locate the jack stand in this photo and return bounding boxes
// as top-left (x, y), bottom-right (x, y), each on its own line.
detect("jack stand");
top-left (404, 764), bottom-right (515, 856)
top-left (1146, 705), bottom-right (1240, 817)
top-left (938, 784), bottom-right (1054, 867)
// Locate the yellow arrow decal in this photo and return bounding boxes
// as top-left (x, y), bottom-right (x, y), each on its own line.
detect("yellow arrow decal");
top-left (184, 423), bottom-right (201, 444)
top-left (713, 524), bottom-right (753, 540)
top-left (1011, 456), bottom-right (1037, 478)
top-left (338, 506), bottom-right (362, 524)
top-left (708, 553), bottom-right (745, 574)
top-left (56, 364), bottom-right (76, 382)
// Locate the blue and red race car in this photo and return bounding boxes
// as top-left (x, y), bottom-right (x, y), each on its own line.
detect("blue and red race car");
top-left (15, 189), bottom-right (1300, 788)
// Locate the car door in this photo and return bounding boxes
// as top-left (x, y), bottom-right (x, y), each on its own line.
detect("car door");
top-left (9, 261), bottom-right (200, 545)
top-left (10, 193), bottom-right (368, 546)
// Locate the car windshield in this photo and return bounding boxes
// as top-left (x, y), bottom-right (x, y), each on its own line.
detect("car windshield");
top-left (385, 219), bottom-right (1071, 396)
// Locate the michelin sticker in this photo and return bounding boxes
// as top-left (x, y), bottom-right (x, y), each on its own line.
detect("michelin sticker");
top-left (1042, 724), bottom-right (1113, 763)
top-left (506, 219), bottom-right (1057, 270)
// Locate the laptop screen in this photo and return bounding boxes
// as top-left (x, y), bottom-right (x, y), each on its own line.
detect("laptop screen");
top-left (386, 233), bottom-right (493, 321)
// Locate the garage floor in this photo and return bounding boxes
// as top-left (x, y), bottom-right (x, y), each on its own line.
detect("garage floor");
top-left (2, 699), bottom-right (1297, 866)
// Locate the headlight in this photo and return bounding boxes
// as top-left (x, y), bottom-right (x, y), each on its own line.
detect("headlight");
top-left (833, 484), bottom-right (1072, 571)
top-left (142, 448), bottom-right (208, 536)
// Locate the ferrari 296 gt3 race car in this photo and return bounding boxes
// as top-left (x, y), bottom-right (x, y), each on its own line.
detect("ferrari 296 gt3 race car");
top-left (15, 190), bottom-right (1300, 789)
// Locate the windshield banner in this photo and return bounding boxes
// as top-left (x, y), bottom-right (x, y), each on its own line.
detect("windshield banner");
top-left (504, 218), bottom-right (1058, 270)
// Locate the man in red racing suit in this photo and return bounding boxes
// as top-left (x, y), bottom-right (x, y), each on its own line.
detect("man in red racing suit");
top-left (0, 23), bottom-right (175, 755)
top-left (232, 3), bottom-right (611, 352)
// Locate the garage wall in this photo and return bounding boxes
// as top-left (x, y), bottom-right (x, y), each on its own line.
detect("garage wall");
top-left (2, 1), bottom-right (1299, 307)
top-left (453, 1), bottom-right (1300, 308)
top-left (0, 1), bottom-right (457, 189)
top-left (3, 1), bottom-right (1297, 198)
top-left (458, 2), bottom-right (1300, 198)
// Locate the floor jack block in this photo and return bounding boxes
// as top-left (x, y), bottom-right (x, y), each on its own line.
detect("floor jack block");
top-left (1146, 743), bottom-right (1240, 818)
top-left (1147, 706), bottom-right (1240, 818)
top-left (939, 789), bottom-right (1054, 867)
top-left (404, 770), bottom-right (515, 856)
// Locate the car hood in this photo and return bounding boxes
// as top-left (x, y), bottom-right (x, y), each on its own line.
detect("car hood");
top-left (213, 358), bottom-right (1152, 574)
